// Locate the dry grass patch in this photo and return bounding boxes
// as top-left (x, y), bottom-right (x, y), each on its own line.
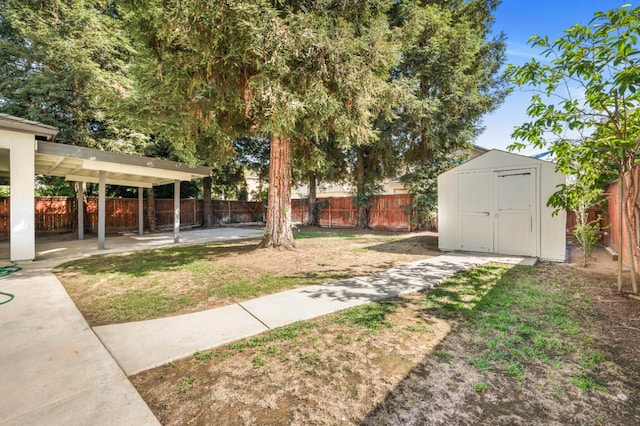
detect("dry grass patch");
top-left (54, 229), bottom-right (439, 326)
top-left (131, 293), bottom-right (452, 425)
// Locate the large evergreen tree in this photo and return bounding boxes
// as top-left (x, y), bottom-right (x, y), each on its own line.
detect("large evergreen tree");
top-left (0, 0), bottom-right (146, 151)
top-left (122, 0), bottom-right (398, 248)
top-left (350, 0), bottom-right (507, 228)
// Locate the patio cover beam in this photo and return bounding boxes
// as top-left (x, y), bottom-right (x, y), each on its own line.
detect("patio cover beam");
top-left (65, 174), bottom-right (154, 188)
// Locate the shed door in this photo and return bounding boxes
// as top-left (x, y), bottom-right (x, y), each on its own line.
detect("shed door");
top-left (495, 169), bottom-right (536, 256)
top-left (458, 172), bottom-right (493, 252)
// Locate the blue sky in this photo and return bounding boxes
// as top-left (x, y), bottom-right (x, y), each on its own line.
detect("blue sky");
top-left (475, 0), bottom-right (631, 155)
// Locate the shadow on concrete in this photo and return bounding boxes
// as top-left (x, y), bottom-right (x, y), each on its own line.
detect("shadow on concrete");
top-left (298, 258), bottom-right (481, 304)
top-left (363, 234), bottom-right (439, 256)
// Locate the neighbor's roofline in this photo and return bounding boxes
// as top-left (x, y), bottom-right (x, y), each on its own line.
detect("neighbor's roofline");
top-left (0, 113), bottom-right (59, 140)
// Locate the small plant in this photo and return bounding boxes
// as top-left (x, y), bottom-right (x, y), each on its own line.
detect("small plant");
top-left (405, 322), bottom-right (431, 333)
top-left (193, 350), bottom-right (218, 361)
top-left (473, 382), bottom-right (489, 393)
top-left (470, 357), bottom-right (491, 372)
top-left (261, 345), bottom-right (281, 357)
top-left (571, 376), bottom-right (605, 392)
top-left (578, 351), bottom-right (606, 371)
top-left (299, 351), bottom-right (322, 365)
top-left (433, 351), bottom-right (454, 361)
top-left (334, 333), bottom-right (353, 345)
top-left (176, 377), bottom-right (197, 393)
top-left (574, 217), bottom-right (605, 267)
top-left (506, 361), bottom-right (526, 380)
top-left (252, 354), bottom-right (266, 369)
top-left (332, 302), bottom-right (396, 331)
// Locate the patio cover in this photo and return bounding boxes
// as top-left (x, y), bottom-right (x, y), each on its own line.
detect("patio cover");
top-left (0, 113), bottom-right (211, 260)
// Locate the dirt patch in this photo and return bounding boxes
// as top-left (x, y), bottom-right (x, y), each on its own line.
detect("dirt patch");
top-left (131, 244), bottom-right (640, 425)
top-left (364, 248), bottom-right (640, 425)
top-left (132, 294), bottom-right (452, 425)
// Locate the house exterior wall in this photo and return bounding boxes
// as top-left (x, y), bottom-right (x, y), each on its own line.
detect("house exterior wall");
top-left (438, 150), bottom-right (566, 261)
top-left (0, 129), bottom-right (35, 260)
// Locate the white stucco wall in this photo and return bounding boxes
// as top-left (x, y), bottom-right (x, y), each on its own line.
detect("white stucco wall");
top-left (438, 150), bottom-right (566, 262)
top-left (0, 129), bottom-right (35, 261)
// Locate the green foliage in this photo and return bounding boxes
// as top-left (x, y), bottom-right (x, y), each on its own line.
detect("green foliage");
top-left (348, 0), bottom-right (506, 227)
top-left (435, 264), bottom-right (606, 392)
top-left (507, 5), bottom-right (640, 274)
top-left (124, 0), bottom-right (397, 156)
top-left (226, 321), bottom-right (317, 350)
top-left (331, 302), bottom-right (397, 331)
top-left (574, 217), bottom-right (603, 264)
top-left (0, 1), bottom-right (145, 150)
top-left (35, 176), bottom-right (75, 197)
top-left (391, 0), bottom-right (508, 163)
top-left (507, 5), bottom-right (640, 181)
top-left (472, 382), bottom-right (489, 392)
top-left (401, 149), bottom-right (470, 230)
top-left (176, 377), bottom-right (197, 393)
top-left (193, 350), bottom-right (218, 362)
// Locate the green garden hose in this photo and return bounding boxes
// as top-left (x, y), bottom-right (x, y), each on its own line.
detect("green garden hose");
top-left (0, 261), bottom-right (21, 305)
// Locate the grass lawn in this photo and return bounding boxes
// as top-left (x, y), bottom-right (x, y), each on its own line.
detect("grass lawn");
top-left (132, 262), bottom-right (640, 425)
top-left (54, 229), bottom-right (439, 326)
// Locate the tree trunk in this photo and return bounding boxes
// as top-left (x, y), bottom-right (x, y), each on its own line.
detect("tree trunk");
top-left (356, 147), bottom-right (369, 229)
top-left (147, 187), bottom-right (156, 232)
top-left (202, 176), bottom-right (213, 228)
top-left (579, 206), bottom-right (588, 268)
top-left (623, 170), bottom-right (639, 294)
top-left (260, 133), bottom-right (295, 249)
top-left (307, 172), bottom-right (318, 226)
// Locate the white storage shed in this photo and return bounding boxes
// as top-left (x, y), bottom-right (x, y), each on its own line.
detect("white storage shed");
top-left (437, 149), bottom-right (566, 261)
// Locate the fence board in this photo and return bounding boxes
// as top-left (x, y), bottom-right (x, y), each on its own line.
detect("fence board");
top-left (565, 207), bottom-right (602, 236)
top-left (211, 200), bottom-right (265, 224)
top-left (292, 195), bottom-right (411, 230)
top-left (369, 194), bottom-right (412, 231)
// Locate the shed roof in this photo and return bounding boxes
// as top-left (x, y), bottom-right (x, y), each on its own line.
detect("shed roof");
top-left (440, 149), bottom-right (556, 177)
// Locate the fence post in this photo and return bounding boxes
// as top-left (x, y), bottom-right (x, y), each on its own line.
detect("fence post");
top-left (174, 181), bottom-right (180, 243)
top-left (76, 182), bottom-right (85, 240)
top-left (98, 171), bottom-right (106, 250)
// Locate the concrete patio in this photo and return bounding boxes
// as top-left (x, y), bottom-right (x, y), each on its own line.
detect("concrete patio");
top-left (0, 227), bottom-right (262, 426)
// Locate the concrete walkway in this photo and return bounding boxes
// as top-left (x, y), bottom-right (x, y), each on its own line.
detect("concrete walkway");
top-left (94, 253), bottom-right (535, 376)
top-left (0, 226), bottom-right (534, 424)
top-left (0, 227), bottom-right (262, 426)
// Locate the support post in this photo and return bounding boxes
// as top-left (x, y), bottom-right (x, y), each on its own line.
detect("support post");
top-left (76, 181), bottom-right (85, 241)
top-left (98, 170), bottom-right (106, 250)
top-left (174, 180), bottom-right (180, 243)
top-left (9, 140), bottom-right (35, 261)
top-left (138, 186), bottom-right (144, 236)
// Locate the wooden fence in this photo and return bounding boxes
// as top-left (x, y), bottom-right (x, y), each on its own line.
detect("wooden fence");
top-left (291, 194), bottom-right (412, 231)
top-left (565, 207), bottom-right (603, 236)
top-left (0, 194), bottom-right (590, 239)
top-left (0, 197), bottom-right (266, 239)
